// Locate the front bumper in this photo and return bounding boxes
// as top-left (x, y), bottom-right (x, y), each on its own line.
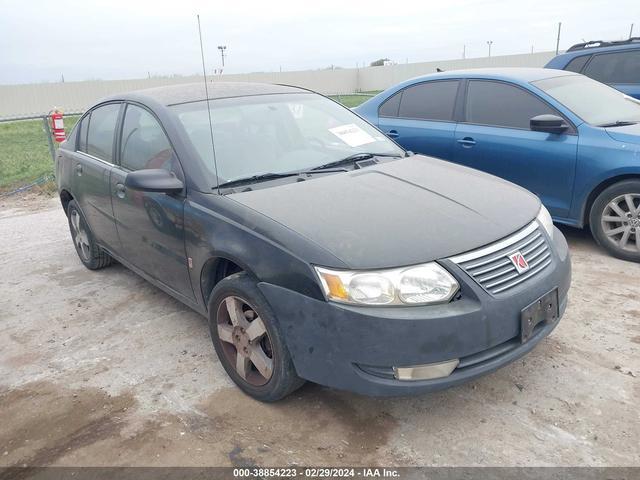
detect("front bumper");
top-left (259, 227), bottom-right (571, 396)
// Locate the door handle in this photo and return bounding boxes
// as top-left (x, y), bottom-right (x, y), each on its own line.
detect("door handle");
top-left (115, 183), bottom-right (126, 199)
top-left (75, 164), bottom-right (83, 176)
top-left (386, 130), bottom-right (399, 139)
top-left (457, 137), bottom-right (476, 148)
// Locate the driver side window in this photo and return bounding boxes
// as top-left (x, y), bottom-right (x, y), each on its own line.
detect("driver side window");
top-left (465, 81), bottom-right (558, 130)
top-left (120, 104), bottom-right (180, 177)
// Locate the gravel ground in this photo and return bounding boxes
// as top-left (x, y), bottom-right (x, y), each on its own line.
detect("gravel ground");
top-left (0, 195), bottom-right (638, 467)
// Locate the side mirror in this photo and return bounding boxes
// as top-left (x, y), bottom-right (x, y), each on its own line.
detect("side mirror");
top-left (530, 114), bottom-right (569, 134)
top-left (125, 169), bottom-right (183, 194)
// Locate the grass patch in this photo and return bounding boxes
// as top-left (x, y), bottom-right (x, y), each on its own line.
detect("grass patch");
top-left (0, 116), bottom-right (79, 191)
top-left (331, 91), bottom-right (381, 108)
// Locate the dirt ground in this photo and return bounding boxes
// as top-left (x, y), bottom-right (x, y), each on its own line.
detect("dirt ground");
top-left (0, 193), bottom-right (638, 468)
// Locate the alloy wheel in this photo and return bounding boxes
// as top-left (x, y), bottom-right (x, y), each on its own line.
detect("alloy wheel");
top-left (601, 193), bottom-right (640, 253)
top-left (70, 210), bottom-right (91, 261)
top-left (216, 296), bottom-right (274, 386)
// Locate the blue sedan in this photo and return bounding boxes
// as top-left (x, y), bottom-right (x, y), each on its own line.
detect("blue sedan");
top-left (354, 68), bottom-right (640, 262)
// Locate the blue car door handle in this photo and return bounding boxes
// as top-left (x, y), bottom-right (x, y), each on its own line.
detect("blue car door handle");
top-left (386, 130), bottom-right (399, 139)
top-left (457, 137), bottom-right (476, 147)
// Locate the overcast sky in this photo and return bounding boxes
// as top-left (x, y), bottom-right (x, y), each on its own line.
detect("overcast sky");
top-left (0, 0), bottom-right (637, 84)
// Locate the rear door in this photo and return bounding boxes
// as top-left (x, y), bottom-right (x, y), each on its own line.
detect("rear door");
top-left (453, 80), bottom-right (578, 218)
top-left (377, 80), bottom-right (460, 159)
top-left (71, 103), bottom-right (122, 251)
top-left (581, 49), bottom-right (640, 99)
top-left (109, 103), bottom-right (194, 300)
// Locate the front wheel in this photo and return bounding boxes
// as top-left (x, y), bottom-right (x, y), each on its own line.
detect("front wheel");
top-left (589, 180), bottom-right (640, 262)
top-left (207, 272), bottom-right (304, 402)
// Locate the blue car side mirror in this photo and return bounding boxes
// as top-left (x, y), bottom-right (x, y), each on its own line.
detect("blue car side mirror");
top-left (530, 114), bottom-right (569, 134)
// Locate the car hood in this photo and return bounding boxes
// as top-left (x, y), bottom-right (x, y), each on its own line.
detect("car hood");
top-left (605, 123), bottom-right (640, 145)
top-left (228, 155), bottom-right (540, 269)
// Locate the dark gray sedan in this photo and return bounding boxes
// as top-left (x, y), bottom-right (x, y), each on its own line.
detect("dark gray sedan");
top-left (55, 82), bottom-right (571, 401)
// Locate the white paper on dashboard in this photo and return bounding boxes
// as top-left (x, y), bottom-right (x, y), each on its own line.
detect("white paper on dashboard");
top-left (328, 123), bottom-right (376, 147)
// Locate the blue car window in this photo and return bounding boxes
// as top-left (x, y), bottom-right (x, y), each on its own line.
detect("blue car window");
top-left (396, 81), bottom-right (459, 121)
top-left (379, 91), bottom-right (402, 117)
top-left (564, 55), bottom-right (590, 73)
top-left (465, 81), bottom-right (556, 130)
top-left (582, 50), bottom-right (640, 84)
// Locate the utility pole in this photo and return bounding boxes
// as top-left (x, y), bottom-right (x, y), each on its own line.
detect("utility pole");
top-left (531, 45), bottom-right (534, 54)
top-left (486, 40), bottom-right (493, 57)
top-left (630, 23), bottom-right (635, 38)
top-left (462, 44), bottom-right (466, 59)
top-left (555, 22), bottom-right (562, 54)
top-left (217, 45), bottom-right (227, 68)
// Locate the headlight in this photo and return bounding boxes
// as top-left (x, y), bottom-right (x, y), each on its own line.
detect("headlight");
top-left (314, 263), bottom-right (459, 306)
top-left (536, 205), bottom-right (554, 239)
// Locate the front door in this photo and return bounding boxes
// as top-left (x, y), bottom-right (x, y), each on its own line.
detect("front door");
top-left (453, 80), bottom-right (578, 218)
top-left (110, 103), bottom-right (194, 300)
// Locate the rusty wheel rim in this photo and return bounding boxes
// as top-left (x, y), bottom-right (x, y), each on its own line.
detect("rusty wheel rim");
top-left (216, 296), bottom-right (274, 386)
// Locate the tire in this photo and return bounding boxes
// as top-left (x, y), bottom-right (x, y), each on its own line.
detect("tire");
top-left (67, 200), bottom-right (114, 270)
top-left (207, 272), bottom-right (304, 402)
top-left (589, 179), bottom-right (640, 263)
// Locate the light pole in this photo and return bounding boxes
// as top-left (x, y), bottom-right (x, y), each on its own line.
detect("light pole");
top-left (217, 45), bottom-right (227, 68)
top-left (486, 40), bottom-right (493, 57)
top-left (555, 22), bottom-right (562, 55)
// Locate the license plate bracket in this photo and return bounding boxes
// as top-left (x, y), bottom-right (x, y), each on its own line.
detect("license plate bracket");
top-left (520, 289), bottom-right (559, 343)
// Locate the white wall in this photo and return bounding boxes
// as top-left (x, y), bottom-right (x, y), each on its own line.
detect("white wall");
top-left (357, 51), bottom-right (557, 91)
top-left (0, 51), bottom-right (556, 118)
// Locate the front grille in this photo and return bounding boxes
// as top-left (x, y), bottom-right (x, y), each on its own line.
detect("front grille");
top-left (449, 222), bottom-right (552, 295)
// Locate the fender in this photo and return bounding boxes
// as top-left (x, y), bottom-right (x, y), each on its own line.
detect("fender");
top-left (573, 166), bottom-right (640, 226)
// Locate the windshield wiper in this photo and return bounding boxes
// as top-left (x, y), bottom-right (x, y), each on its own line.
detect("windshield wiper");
top-left (308, 152), bottom-right (404, 171)
top-left (217, 152), bottom-right (405, 189)
top-left (218, 172), bottom-right (300, 189)
top-left (597, 120), bottom-right (638, 127)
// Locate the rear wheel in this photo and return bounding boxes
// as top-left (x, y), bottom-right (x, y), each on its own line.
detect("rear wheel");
top-left (589, 180), bottom-right (640, 262)
top-left (208, 272), bottom-right (304, 401)
top-left (67, 200), bottom-right (114, 270)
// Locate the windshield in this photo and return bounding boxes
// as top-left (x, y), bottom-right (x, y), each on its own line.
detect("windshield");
top-left (532, 74), bottom-right (640, 126)
top-left (171, 93), bottom-right (404, 187)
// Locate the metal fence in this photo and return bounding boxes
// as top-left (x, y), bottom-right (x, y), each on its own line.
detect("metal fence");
top-left (0, 92), bottom-right (373, 197)
top-left (0, 51), bottom-right (557, 119)
top-left (0, 112), bottom-right (82, 161)
top-left (0, 113), bottom-right (82, 196)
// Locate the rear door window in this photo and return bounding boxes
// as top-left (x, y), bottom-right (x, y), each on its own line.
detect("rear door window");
top-left (85, 103), bottom-right (121, 162)
top-left (563, 55), bottom-right (590, 73)
top-left (465, 80), bottom-right (557, 130)
top-left (379, 91), bottom-right (402, 117)
top-left (396, 81), bottom-right (459, 121)
top-left (582, 50), bottom-right (640, 84)
top-left (77, 114), bottom-right (90, 153)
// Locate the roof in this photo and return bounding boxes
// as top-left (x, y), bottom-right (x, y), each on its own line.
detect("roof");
top-left (567, 37), bottom-right (640, 52)
top-left (405, 67), bottom-right (577, 84)
top-left (104, 82), bottom-right (308, 106)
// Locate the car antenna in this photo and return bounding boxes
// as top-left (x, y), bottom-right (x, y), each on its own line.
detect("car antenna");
top-left (197, 14), bottom-right (221, 194)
